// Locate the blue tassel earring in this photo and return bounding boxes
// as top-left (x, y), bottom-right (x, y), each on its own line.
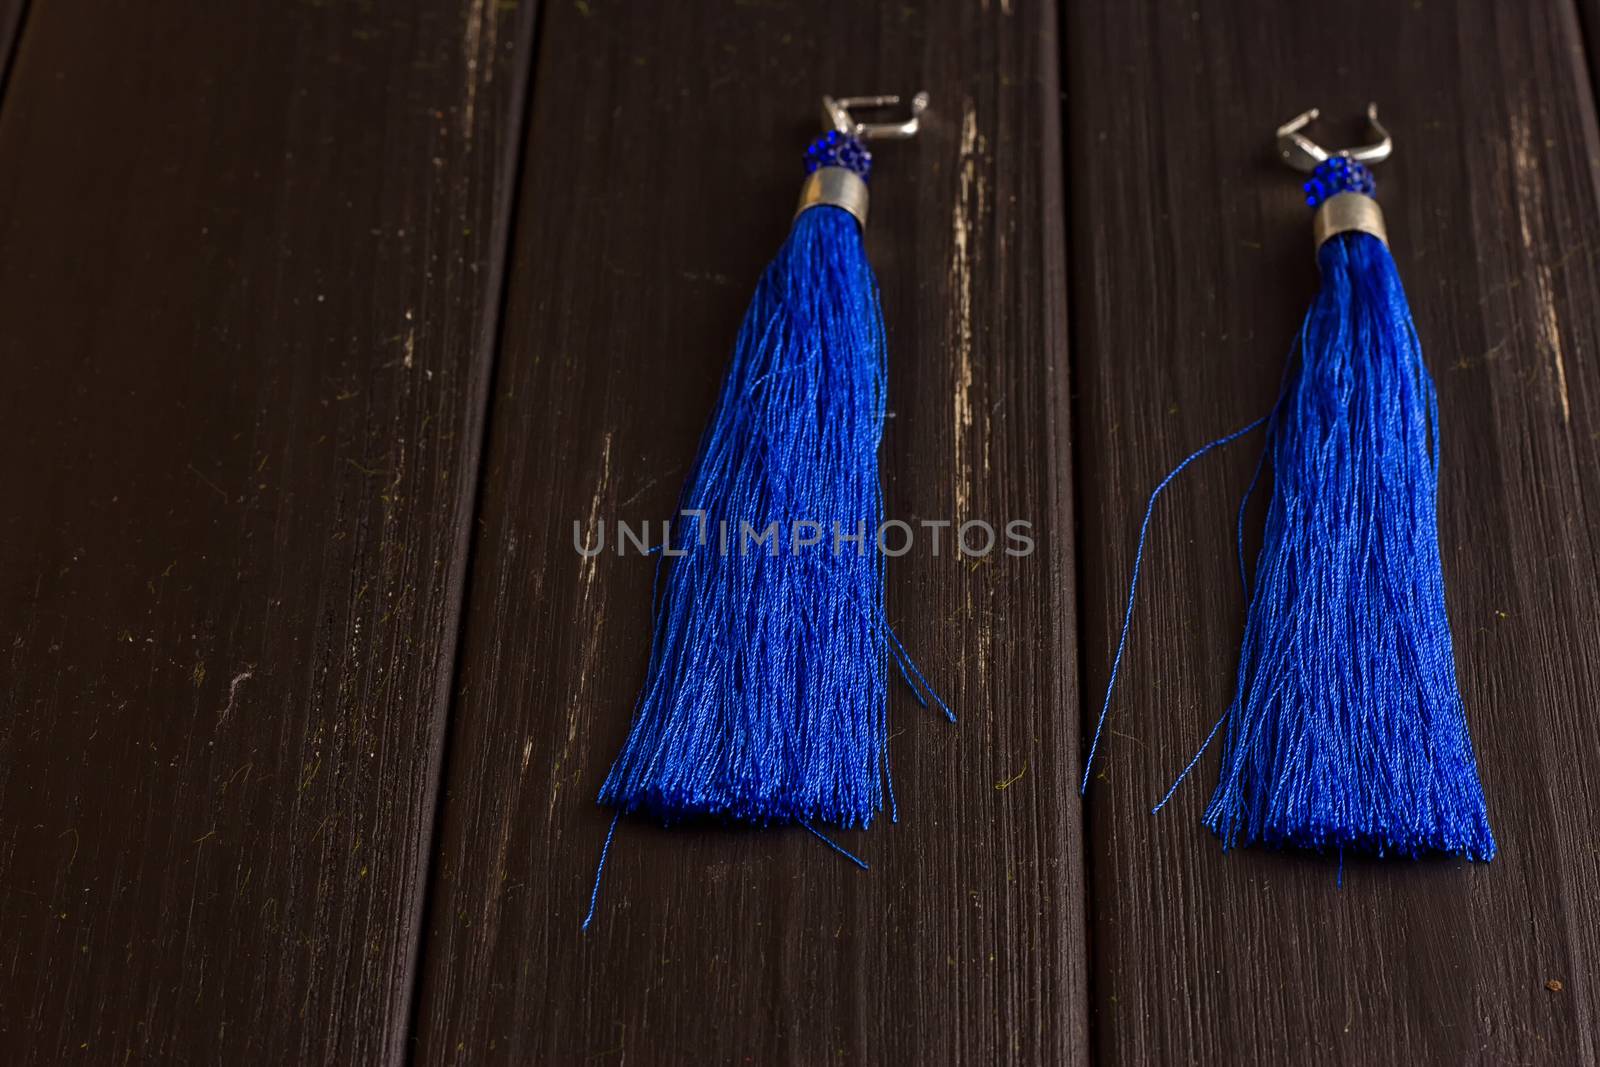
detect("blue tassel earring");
top-left (584, 93), bottom-right (949, 928)
top-left (1087, 105), bottom-right (1495, 863)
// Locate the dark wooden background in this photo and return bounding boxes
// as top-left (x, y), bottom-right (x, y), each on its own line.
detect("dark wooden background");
top-left (0, 1), bottom-right (1595, 1064)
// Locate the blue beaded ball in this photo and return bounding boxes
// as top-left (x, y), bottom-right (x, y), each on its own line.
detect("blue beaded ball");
top-left (1303, 156), bottom-right (1377, 208)
top-left (804, 130), bottom-right (873, 181)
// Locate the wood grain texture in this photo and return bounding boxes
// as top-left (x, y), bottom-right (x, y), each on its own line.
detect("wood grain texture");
top-left (0, 2), bottom-right (534, 1062)
top-left (1068, 1), bottom-right (1600, 1063)
top-left (411, 1), bottom-right (1084, 1063)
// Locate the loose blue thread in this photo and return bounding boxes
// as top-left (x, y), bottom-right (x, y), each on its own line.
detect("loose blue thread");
top-left (1080, 417), bottom-right (1268, 796)
top-left (580, 812), bottom-right (620, 933)
top-left (802, 822), bottom-right (870, 869)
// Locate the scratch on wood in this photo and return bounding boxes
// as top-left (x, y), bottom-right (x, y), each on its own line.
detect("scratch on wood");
top-left (217, 669), bottom-right (255, 723)
top-left (554, 431), bottom-right (613, 826)
top-left (950, 98), bottom-right (993, 695)
top-left (59, 828), bottom-right (79, 868)
top-left (578, 431), bottom-right (613, 598)
top-left (618, 471), bottom-right (665, 509)
top-left (951, 97), bottom-right (986, 513)
top-left (187, 463), bottom-right (229, 505)
top-left (221, 761), bottom-right (254, 795)
top-left (1510, 107), bottom-right (1570, 423)
top-left (461, 0), bottom-right (499, 138)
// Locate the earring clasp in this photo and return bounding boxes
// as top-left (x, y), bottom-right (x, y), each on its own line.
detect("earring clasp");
top-left (1276, 102), bottom-right (1392, 173)
top-left (822, 91), bottom-right (930, 141)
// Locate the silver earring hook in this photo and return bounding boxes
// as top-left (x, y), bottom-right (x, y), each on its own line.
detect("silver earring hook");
top-left (1276, 102), bottom-right (1392, 173)
top-left (821, 91), bottom-right (930, 141)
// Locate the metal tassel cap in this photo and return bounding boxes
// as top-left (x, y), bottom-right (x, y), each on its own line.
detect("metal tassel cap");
top-left (1276, 103), bottom-right (1393, 249)
top-left (796, 167), bottom-right (870, 226)
top-left (795, 91), bottom-right (928, 229)
top-left (1313, 191), bottom-right (1388, 248)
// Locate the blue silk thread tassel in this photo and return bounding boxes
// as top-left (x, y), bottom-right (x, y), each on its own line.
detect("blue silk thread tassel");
top-left (1088, 142), bottom-right (1495, 863)
top-left (585, 115), bottom-right (948, 928)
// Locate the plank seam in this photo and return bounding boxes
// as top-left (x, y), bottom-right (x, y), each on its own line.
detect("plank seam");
top-left (391, 2), bottom-right (547, 1064)
top-left (1054, 0), bottom-right (1104, 1063)
top-left (0, 0), bottom-right (30, 119)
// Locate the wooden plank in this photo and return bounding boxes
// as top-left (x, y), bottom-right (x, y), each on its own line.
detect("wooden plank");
top-left (1068, 1), bottom-right (1600, 1062)
top-left (412, 1), bottom-right (1084, 1062)
top-left (0, 2), bottom-right (534, 1062)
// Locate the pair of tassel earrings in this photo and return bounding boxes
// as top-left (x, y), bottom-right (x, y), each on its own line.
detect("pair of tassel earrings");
top-left (585, 95), bottom-right (1493, 927)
